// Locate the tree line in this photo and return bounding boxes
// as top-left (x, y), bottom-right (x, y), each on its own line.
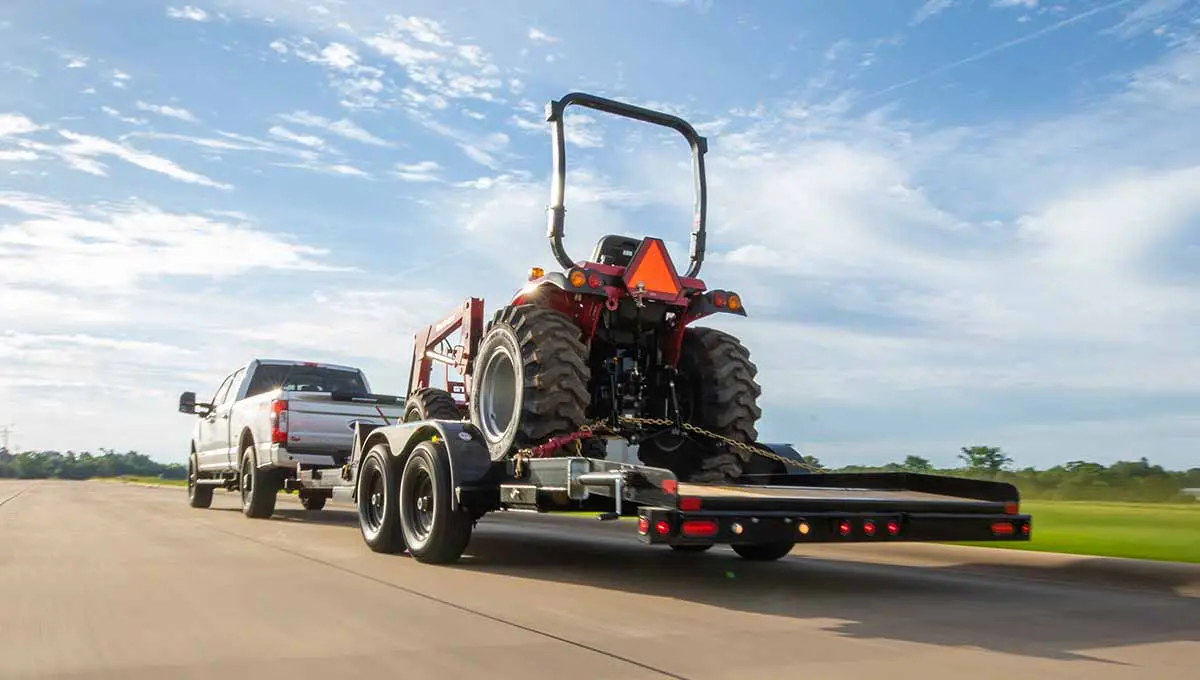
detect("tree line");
top-left (2, 445), bottom-right (1198, 503)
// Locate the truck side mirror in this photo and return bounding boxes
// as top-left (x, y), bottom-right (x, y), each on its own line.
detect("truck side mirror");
top-left (178, 391), bottom-right (197, 414)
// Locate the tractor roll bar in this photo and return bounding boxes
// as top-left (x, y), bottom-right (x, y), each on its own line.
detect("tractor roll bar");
top-left (545, 92), bottom-right (709, 278)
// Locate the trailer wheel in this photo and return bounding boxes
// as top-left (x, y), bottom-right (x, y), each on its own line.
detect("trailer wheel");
top-left (639, 326), bottom-right (763, 483)
top-left (187, 455), bottom-right (212, 509)
top-left (357, 444), bottom-right (405, 553)
top-left (732, 540), bottom-right (795, 562)
top-left (404, 387), bottom-right (463, 422)
top-left (469, 304), bottom-right (591, 461)
top-left (299, 492), bottom-right (328, 511)
top-left (398, 439), bottom-right (473, 564)
top-left (240, 445), bottom-right (279, 519)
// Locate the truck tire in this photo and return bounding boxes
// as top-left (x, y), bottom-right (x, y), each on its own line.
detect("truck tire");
top-left (398, 439), bottom-right (473, 564)
top-left (404, 387), bottom-right (462, 422)
top-left (732, 540), bottom-right (795, 562)
top-left (299, 492), bottom-right (328, 511)
top-left (357, 444), bottom-right (405, 553)
top-left (240, 445), bottom-right (280, 519)
top-left (469, 303), bottom-right (591, 461)
top-left (187, 455), bottom-right (212, 509)
top-left (639, 326), bottom-right (763, 483)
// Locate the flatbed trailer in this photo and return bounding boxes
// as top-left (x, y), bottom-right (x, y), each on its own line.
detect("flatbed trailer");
top-left (286, 418), bottom-right (1031, 564)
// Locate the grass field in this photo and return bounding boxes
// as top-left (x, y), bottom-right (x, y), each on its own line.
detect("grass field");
top-left (112, 477), bottom-right (1198, 563)
top-left (953, 500), bottom-right (1200, 564)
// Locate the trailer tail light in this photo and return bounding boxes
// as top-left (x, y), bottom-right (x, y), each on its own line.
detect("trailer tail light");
top-left (270, 399), bottom-right (288, 444)
top-left (1021, 522), bottom-right (1030, 536)
top-left (991, 521), bottom-right (1014, 536)
top-left (678, 496), bottom-right (701, 512)
top-left (837, 519), bottom-right (852, 536)
top-left (862, 520), bottom-right (877, 537)
top-left (655, 520), bottom-right (671, 536)
top-left (638, 517), bottom-right (650, 535)
top-left (681, 520), bottom-right (718, 537)
top-left (886, 520), bottom-right (900, 536)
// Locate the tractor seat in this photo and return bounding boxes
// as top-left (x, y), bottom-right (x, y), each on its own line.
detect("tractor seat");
top-left (590, 234), bottom-right (642, 267)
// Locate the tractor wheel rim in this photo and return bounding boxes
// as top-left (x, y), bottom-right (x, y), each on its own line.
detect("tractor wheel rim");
top-left (478, 344), bottom-right (518, 442)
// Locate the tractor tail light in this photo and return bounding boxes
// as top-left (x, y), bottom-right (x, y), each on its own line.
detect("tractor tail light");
top-left (712, 292), bottom-right (726, 307)
top-left (587, 273), bottom-right (603, 288)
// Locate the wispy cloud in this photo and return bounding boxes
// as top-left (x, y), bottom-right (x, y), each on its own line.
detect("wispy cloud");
top-left (276, 110), bottom-right (392, 146)
top-left (166, 6), bottom-right (210, 22)
top-left (527, 27), bottom-right (558, 43)
top-left (393, 160), bottom-right (441, 182)
top-left (135, 100), bottom-right (199, 123)
top-left (267, 125), bottom-right (327, 149)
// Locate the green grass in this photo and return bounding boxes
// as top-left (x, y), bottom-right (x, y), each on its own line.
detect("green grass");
top-left (952, 500), bottom-right (1200, 563)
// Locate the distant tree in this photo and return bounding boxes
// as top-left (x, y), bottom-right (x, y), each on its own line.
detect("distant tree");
top-left (903, 455), bottom-right (933, 472)
top-left (958, 445), bottom-right (1013, 472)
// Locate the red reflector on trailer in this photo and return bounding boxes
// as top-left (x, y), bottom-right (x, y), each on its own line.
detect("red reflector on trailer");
top-left (679, 496), bottom-right (701, 512)
top-left (886, 520), bottom-right (900, 536)
top-left (681, 520), bottom-right (718, 537)
top-left (991, 521), bottom-right (1014, 536)
top-left (638, 517), bottom-right (649, 535)
top-left (655, 521), bottom-right (671, 536)
top-left (863, 520), bottom-right (876, 536)
top-left (837, 520), bottom-right (852, 536)
top-left (660, 479), bottom-right (678, 494)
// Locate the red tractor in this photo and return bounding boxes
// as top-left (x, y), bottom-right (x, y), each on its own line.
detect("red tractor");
top-left (404, 92), bottom-right (766, 484)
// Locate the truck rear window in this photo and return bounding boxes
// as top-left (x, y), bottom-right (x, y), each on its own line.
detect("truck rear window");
top-left (246, 365), bottom-right (369, 398)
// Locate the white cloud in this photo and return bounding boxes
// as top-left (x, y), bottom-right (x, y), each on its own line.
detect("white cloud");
top-left (52, 130), bottom-right (231, 189)
top-left (268, 125), bottom-right (327, 149)
top-left (109, 69), bottom-right (132, 88)
top-left (135, 100), bottom-right (199, 123)
top-left (527, 27), bottom-right (558, 43)
top-left (277, 110), bottom-right (391, 146)
top-left (0, 113), bottom-right (41, 137)
top-left (166, 5), bottom-right (210, 22)
top-left (393, 160), bottom-right (441, 182)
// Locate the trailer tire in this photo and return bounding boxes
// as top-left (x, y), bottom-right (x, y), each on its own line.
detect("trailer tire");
top-left (357, 445), bottom-right (405, 553)
top-left (469, 303), bottom-right (591, 461)
top-left (404, 387), bottom-right (463, 422)
top-left (299, 492), bottom-right (328, 511)
top-left (187, 455), bottom-right (212, 509)
top-left (398, 439), bottom-right (473, 564)
top-left (639, 326), bottom-right (762, 483)
top-left (732, 540), bottom-right (795, 562)
top-left (240, 445), bottom-right (280, 519)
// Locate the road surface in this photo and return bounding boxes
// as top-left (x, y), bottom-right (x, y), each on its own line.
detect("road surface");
top-left (0, 479), bottom-right (1196, 679)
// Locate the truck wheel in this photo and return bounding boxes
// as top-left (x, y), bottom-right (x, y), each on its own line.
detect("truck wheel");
top-left (240, 445), bottom-right (280, 519)
top-left (357, 444), bottom-right (405, 553)
top-left (187, 455), bottom-right (212, 509)
top-left (299, 492), bottom-right (327, 511)
top-left (469, 304), bottom-right (591, 461)
top-left (398, 439), bottom-right (473, 564)
top-left (732, 540), bottom-right (795, 562)
top-left (639, 326), bottom-right (763, 483)
top-left (404, 387), bottom-right (462, 422)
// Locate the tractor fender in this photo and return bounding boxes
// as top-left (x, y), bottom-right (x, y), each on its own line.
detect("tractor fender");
top-left (351, 420), bottom-right (495, 511)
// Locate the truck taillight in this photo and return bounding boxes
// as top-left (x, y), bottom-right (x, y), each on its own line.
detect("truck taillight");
top-left (270, 399), bottom-right (288, 444)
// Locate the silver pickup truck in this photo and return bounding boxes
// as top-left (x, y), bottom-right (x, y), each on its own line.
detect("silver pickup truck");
top-left (177, 359), bottom-right (411, 518)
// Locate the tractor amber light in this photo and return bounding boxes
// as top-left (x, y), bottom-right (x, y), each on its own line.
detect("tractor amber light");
top-left (727, 294), bottom-right (742, 311)
top-left (991, 521), bottom-right (1014, 536)
top-left (837, 520), bottom-right (852, 536)
top-left (678, 496), bottom-right (701, 512)
top-left (655, 520), bottom-right (671, 536)
top-left (712, 292), bottom-right (726, 307)
top-left (886, 520), bottom-right (900, 536)
top-left (638, 517), bottom-right (650, 535)
top-left (622, 237), bottom-right (681, 297)
top-left (863, 520), bottom-right (877, 537)
top-left (1004, 501), bottom-right (1019, 515)
top-left (587, 273), bottom-right (603, 288)
top-left (528, 267), bottom-right (545, 281)
top-left (681, 520), bottom-right (718, 537)
top-left (568, 269), bottom-right (587, 287)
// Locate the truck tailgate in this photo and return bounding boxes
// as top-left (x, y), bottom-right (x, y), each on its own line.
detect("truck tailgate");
top-left (284, 392), bottom-right (406, 454)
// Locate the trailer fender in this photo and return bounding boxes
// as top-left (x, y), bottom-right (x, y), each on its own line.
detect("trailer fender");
top-left (353, 420), bottom-right (494, 511)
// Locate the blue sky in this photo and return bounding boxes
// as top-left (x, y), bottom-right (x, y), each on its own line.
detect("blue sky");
top-left (2, 0), bottom-right (1199, 470)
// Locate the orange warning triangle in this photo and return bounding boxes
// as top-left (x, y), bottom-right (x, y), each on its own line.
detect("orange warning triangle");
top-left (623, 238), bottom-right (681, 296)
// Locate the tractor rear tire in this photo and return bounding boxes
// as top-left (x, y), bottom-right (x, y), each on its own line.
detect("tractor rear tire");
top-left (469, 304), bottom-right (591, 461)
top-left (639, 326), bottom-right (763, 484)
top-left (404, 387), bottom-right (462, 422)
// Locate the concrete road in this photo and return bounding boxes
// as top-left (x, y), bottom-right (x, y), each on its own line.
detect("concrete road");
top-left (1, 479), bottom-right (1197, 680)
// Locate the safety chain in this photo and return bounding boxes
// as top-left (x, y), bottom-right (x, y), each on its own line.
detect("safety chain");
top-left (513, 415), bottom-right (821, 475)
